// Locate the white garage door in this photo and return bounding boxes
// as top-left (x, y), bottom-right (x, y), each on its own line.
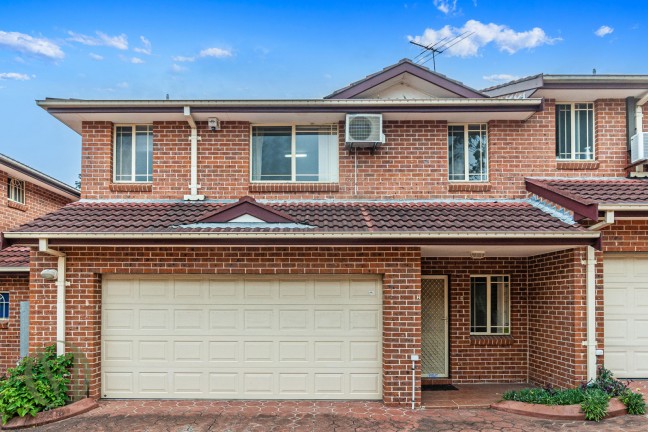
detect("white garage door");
top-left (102, 275), bottom-right (382, 399)
top-left (604, 255), bottom-right (648, 378)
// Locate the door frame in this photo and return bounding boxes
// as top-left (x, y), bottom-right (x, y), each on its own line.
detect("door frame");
top-left (421, 275), bottom-right (449, 378)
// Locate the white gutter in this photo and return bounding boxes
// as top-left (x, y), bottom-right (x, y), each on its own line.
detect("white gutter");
top-left (6, 231), bottom-right (601, 240)
top-left (589, 211), bottom-right (615, 231)
top-left (0, 267), bottom-right (29, 272)
top-left (598, 204), bottom-right (648, 212)
top-left (584, 246), bottom-right (597, 382)
top-left (183, 106), bottom-right (204, 201)
top-left (38, 239), bottom-right (67, 356)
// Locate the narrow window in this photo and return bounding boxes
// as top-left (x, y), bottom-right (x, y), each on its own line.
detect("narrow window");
top-left (556, 103), bottom-right (594, 160)
top-left (7, 178), bottom-right (25, 204)
top-left (448, 124), bottom-right (488, 182)
top-left (114, 125), bottom-right (153, 182)
top-left (0, 293), bottom-right (9, 319)
top-left (470, 275), bottom-right (510, 334)
top-left (251, 125), bottom-right (338, 182)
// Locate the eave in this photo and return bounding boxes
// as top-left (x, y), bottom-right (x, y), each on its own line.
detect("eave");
top-left (37, 98), bottom-right (543, 134)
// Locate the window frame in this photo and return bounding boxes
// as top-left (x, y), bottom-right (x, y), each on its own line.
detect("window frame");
top-left (447, 123), bottom-right (489, 183)
top-left (7, 177), bottom-right (26, 204)
top-left (0, 292), bottom-right (9, 320)
top-left (112, 124), bottom-right (154, 183)
top-left (470, 274), bottom-right (510, 335)
top-left (555, 102), bottom-right (595, 161)
top-left (249, 123), bottom-right (339, 183)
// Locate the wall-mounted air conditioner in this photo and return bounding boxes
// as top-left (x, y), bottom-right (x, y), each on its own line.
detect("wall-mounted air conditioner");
top-left (345, 114), bottom-right (385, 152)
top-left (631, 132), bottom-right (648, 163)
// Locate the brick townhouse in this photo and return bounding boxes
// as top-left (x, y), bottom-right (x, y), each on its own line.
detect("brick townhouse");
top-left (0, 153), bottom-right (80, 372)
top-left (2, 59), bottom-right (647, 406)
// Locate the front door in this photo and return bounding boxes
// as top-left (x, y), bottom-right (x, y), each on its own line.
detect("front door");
top-left (421, 276), bottom-right (448, 378)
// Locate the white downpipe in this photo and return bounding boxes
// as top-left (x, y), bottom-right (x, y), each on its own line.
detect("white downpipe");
top-left (586, 246), bottom-right (597, 382)
top-left (38, 239), bottom-right (67, 356)
top-left (411, 353), bottom-right (419, 410)
top-left (183, 106), bottom-right (204, 201)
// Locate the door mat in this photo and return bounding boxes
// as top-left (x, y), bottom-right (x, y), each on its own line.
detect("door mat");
top-left (422, 384), bottom-right (459, 391)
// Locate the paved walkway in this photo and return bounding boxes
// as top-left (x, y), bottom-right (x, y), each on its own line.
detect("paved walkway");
top-left (20, 399), bottom-right (648, 432)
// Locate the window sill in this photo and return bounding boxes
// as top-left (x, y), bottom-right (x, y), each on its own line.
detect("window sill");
top-left (556, 160), bottom-right (599, 170)
top-left (7, 200), bottom-right (27, 211)
top-left (248, 183), bottom-right (340, 193)
top-left (448, 182), bottom-right (491, 192)
top-left (109, 183), bottom-right (153, 192)
top-left (470, 335), bottom-right (514, 346)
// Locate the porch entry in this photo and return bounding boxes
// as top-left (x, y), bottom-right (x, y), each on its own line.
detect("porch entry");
top-left (421, 276), bottom-right (448, 378)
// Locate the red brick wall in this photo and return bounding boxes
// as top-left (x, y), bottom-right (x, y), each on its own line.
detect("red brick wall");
top-left (601, 220), bottom-right (648, 252)
top-left (0, 273), bottom-right (29, 375)
top-left (421, 257), bottom-right (528, 383)
top-left (79, 99), bottom-right (629, 200)
top-left (527, 248), bottom-right (588, 388)
top-left (28, 246), bottom-right (422, 407)
top-left (0, 170), bottom-right (75, 233)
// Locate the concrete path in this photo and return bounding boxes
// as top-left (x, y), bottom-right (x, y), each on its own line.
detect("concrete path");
top-left (18, 399), bottom-right (648, 432)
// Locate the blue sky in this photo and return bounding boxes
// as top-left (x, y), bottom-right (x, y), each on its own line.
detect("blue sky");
top-left (1, 0), bottom-right (646, 185)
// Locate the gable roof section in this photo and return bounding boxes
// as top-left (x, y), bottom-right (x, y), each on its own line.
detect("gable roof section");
top-left (325, 59), bottom-right (486, 99)
top-left (0, 153), bottom-right (80, 201)
top-left (3, 199), bottom-right (598, 248)
top-left (199, 196), bottom-right (296, 223)
top-left (526, 178), bottom-right (648, 220)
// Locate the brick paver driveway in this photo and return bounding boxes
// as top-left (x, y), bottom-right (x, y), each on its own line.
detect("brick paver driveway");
top-left (21, 400), bottom-right (648, 432)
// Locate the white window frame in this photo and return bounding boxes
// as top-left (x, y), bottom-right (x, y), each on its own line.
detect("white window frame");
top-left (249, 124), bottom-right (339, 183)
top-left (0, 292), bottom-right (9, 320)
top-left (556, 102), bottom-right (595, 160)
top-left (113, 124), bottom-right (154, 183)
top-left (470, 274), bottom-right (510, 335)
top-left (7, 178), bottom-right (25, 204)
top-left (447, 123), bottom-right (489, 182)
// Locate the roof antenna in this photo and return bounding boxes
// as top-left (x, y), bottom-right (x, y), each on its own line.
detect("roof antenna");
top-left (166, 93), bottom-right (170, 100)
top-left (409, 32), bottom-right (474, 72)
top-left (592, 68), bottom-right (597, 75)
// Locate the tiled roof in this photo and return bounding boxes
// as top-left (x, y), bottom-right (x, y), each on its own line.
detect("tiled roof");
top-left (527, 178), bottom-right (648, 204)
top-left (6, 199), bottom-right (585, 234)
top-left (0, 246), bottom-right (30, 268)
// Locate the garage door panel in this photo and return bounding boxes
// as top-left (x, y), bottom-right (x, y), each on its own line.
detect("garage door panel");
top-left (605, 255), bottom-right (648, 378)
top-left (102, 276), bottom-right (382, 399)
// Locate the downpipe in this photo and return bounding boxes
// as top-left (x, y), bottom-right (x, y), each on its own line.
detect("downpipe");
top-left (38, 239), bottom-right (67, 356)
top-left (411, 353), bottom-right (419, 410)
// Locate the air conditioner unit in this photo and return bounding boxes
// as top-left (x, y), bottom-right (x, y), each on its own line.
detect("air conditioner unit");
top-left (631, 132), bottom-right (648, 163)
top-left (345, 114), bottom-right (385, 150)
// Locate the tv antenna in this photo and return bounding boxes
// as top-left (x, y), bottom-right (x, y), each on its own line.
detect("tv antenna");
top-left (409, 31), bottom-right (474, 71)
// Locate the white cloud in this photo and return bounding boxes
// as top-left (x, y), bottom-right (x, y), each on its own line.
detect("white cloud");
top-left (133, 36), bottom-right (151, 54)
top-left (172, 47), bottom-right (232, 63)
top-left (170, 63), bottom-right (187, 73)
top-left (409, 20), bottom-right (560, 57)
top-left (173, 55), bottom-right (195, 62)
top-left (483, 74), bottom-right (520, 83)
top-left (199, 47), bottom-right (232, 58)
top-left (68, 31), bottom-right (128, 49)
top-left (0, 30), bottom-right (64, 59)
top-left (595, 25), bottom-right (614, 37)
top-left (89, 53), bottom-right (103, 60)
top-left (434, 0), bottom-right (457, 14)
top-left (116, 81), bottom-right (129, 88)
top-left (0, 72), bottom-right (31, 80)
top-left (130, 57), bottom-right (144, 64)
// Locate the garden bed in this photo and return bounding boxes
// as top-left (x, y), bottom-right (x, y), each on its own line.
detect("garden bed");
top-left (1, 397), bottom-right (98, 430)
top-left (491, 398), bottom-right (627, 420)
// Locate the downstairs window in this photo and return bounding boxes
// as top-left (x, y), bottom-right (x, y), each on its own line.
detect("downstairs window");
top-left (470, 275), bottom-right (510, 335)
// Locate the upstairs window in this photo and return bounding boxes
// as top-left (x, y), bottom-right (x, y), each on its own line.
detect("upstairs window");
top-left (448, 124), bottom-right (488, 182)
top-left (7, 178), bottom-right (25, 204)
top-left (0, 293), bottom-right (8, 319)
top-left (470, 275), bottom-right (510, 335)
top-left (114, 125), bottom-right (153, 182)
top-left (556, 103), bottom-right (594, 160)
top-left (251, 125), bottom-right (338, 182)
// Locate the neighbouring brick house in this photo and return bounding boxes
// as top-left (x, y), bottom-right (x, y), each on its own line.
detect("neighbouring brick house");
top-left (0, 154), bottom-right (80, 372)
top-left (2, 60), bottom-right (647, 406)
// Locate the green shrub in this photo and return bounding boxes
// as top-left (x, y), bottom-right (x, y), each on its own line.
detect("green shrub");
top-left (619, 390), bottom-right (646, 415)
top-left (0, 345), bottom-right (74, 425)
top-left (587, 366), bottom-right (629, 397)
top-left (581, 388), bottom-right (610, 422)
top-left (502, 387), bottom-right (585, 406)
